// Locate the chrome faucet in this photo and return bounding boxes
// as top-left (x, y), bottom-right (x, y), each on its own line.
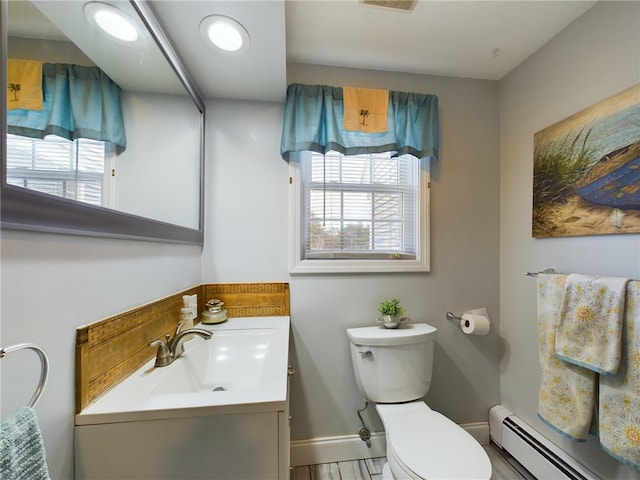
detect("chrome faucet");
top-left (149, 322), bottom-right (213, 367)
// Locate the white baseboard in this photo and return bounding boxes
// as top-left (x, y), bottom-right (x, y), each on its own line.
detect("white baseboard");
top-left (291, 422), bottom-right (489, 466)
top-left (464, 421), bottom-right (490, 445)
top-left (291, 432), bottom-right (387, 467)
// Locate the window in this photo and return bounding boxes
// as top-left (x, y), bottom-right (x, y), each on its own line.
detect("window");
top-left (290, 150), bottom-right (430, 274)
top-left (6, 134), bottom-right (111, 207)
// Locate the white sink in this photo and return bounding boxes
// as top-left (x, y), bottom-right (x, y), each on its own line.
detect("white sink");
top-left (76, 316), bottom-right (290, 425)
top-left (151, 329), bottom-right (275, 395)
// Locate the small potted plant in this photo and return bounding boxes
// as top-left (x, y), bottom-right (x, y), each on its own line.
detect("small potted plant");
top-left (377, 297), bottom-right (408, 329)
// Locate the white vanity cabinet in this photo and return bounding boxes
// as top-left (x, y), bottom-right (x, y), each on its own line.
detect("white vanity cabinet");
top-left (75, 407), bottom-right (289, 479)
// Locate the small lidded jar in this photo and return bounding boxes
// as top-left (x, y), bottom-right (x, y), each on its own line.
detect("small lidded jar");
top-left (201, 298), bottom-right (228, 324)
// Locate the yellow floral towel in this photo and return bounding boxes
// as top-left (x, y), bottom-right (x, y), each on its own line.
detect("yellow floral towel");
top-left (555, 274), bottom-right (629, 375)
top-left (599, 280), bottom-right (640, 472)
top-left (343, 86), bottom-right (388, 133)
top-left (7, 59), bottom-right (44, 110)
top-left (537, 273), bottom-right (596, 441)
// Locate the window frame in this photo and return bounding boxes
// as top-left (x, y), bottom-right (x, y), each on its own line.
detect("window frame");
top-left (289, 151), bottom-right (431, 274)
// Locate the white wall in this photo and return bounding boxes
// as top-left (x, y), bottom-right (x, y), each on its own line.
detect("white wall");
top-left (0, 232), bottom-right (201, 479)
top-left (203, 65), bottom-right (502, 442)
top-left (116, 91), bottom-right (201, 229)
top-left (499, 2), bottom-right (640, 478)
top-left (202, 99), bottom-right (290, 282)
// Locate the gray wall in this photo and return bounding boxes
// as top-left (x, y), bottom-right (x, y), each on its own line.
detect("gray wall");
top-left (499, 2), bottom-right (640, 479)
top-left (202, 65), bottom-right (502, 440)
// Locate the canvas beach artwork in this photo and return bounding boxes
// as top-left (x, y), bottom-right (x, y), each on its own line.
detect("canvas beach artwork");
top-left (533, 84), bottom-right (640, 238)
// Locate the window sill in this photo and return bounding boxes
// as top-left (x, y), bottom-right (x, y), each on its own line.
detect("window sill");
top-left (289, 257), bottom-right (430, 275)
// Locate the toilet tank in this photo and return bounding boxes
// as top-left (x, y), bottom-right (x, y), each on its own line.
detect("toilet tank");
top-left (347, 323), bottom-right (437, 403)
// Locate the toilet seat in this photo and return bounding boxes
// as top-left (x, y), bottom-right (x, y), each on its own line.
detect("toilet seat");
top-left (376, 402), bottom-right (492, 480)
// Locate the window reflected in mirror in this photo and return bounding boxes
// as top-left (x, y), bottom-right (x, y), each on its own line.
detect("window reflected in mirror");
top-left (7, 134), bottom-right (111, 207)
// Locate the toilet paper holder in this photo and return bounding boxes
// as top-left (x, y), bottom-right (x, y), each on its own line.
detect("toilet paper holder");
top-left (446, 311), bottom-right (470, 328)
top-left (446, 309), bottom-right (491, 335)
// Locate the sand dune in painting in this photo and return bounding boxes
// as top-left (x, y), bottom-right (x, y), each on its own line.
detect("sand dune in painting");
top-left (535, 194), bottom-right (640, 237)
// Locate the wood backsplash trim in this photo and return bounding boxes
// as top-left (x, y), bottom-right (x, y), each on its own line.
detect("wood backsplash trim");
top-left (76, 286), bottom-right (202, 413)
top-left (76, 282), bottom-right (289, 413)
top-left (203, 282), bottom-right (290, 317)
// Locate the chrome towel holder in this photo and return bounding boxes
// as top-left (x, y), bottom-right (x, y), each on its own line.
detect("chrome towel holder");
top-left (525, 268), bottom-right (558, 277)
top-left (0, 343), bottom-right (49, 407)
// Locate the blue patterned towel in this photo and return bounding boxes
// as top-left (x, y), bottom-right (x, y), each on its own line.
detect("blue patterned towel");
top-left (0, 407), bottom-right (50, 480)
top-left (599, 280), bottom-right (640, 472)
top-left (555, 274), bottom-right (629, 375)
top-left (537, 274), bottom-right (596, 441)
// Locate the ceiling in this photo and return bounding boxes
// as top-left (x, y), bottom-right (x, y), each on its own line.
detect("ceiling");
top-left (7, 1), bottom-right (186, 94)
top-left (7, 1), bottom-right (598, 102)
top-left (148, 0), bottom-right (597, 102)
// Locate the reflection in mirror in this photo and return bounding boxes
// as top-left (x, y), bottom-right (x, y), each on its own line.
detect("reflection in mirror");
top-left (2, 0), bottom-right (205, 242)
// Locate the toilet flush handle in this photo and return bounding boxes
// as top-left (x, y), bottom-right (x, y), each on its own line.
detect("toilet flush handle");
top-left (358, 350), bottom-right (373, 359)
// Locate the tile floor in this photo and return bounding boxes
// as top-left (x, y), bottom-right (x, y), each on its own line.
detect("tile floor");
top-left (292, 443), bottom-right (534, 480)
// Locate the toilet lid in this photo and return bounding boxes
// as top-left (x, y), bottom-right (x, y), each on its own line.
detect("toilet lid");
top-left (347, 323), bottom-right (437, 346)
top-left (377, 402), bottom-right (492, 480)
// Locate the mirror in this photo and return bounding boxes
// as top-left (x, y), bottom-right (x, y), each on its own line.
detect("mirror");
top-left (1, 0), bottom-right (205, 243)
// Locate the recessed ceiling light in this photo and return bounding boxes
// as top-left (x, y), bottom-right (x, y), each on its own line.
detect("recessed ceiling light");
top-left (84, 2), bottom-right (139, 42)
top-left (200, 15), bottom-right (250, 54)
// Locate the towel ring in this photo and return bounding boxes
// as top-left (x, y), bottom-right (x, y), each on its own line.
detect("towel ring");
top-left (0, 343), bottom-right (49, 407)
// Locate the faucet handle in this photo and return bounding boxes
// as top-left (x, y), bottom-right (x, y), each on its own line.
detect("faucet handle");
top-left (149, 338), bottom-right (171, 367)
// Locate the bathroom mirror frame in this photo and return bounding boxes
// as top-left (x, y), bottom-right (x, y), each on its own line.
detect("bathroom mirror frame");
top-left (0, 0), bottom-right (206, 244)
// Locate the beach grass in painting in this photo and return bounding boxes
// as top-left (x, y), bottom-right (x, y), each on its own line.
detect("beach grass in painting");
top-left (533, 84), bottom-right (640, 238)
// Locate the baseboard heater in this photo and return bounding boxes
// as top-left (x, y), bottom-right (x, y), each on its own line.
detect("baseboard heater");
top-left (489, 405), bottom-right (599, 480)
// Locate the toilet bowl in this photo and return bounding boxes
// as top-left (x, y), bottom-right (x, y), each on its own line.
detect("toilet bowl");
top-left (347, 323), bottom-right (491, 480)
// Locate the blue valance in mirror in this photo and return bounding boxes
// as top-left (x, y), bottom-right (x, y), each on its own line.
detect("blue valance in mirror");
top-left (7, 62), bottom-right (126, 150)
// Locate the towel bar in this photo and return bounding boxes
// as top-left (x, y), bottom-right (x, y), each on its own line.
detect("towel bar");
top-left (526, 268), bottom-right (558, 277)
top-left (0, 343), bottom-right (49, 407)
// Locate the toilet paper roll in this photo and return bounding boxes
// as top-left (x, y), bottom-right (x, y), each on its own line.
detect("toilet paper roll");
top-left (460, 313), bottom-right (491, 335)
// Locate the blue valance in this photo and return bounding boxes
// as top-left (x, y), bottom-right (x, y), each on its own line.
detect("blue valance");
top-left (7, 63), bottom-right (126, 150)
top-left (280, 83), bottom-right (438, 161)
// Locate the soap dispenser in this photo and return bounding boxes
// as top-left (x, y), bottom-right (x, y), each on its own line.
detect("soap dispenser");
top-left (180, 295), bottom-right (195, 341)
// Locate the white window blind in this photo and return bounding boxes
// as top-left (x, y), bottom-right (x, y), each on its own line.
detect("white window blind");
top-left (290, 150), bottom-right (429, 274)
top-left (6, 134), bottom-right (108, 206)
top-left (303, 150), bottom-right (418, 259)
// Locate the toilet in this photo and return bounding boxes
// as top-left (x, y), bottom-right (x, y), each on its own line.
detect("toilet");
top-left (347, 323), bottom-right (492, 480)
